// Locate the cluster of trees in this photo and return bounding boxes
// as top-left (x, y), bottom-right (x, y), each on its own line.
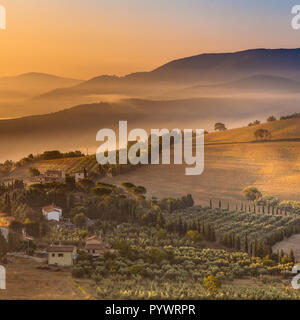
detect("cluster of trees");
top-left (248, 120), bottom-right (261, 127)
top-left (155, 194), bottom-right (194, 213)
top-left (98, 163), bottom-right (137, 178)
top-left (7, 150), bottom-right (85, 171)
top-left (166, 217), bottom-right (216, 242)
top-left (172, 205), bottom-right (300, 258)
top-left (214, 123), bottom-right (227, 131)
top-left (242, 186), bottom-right (262, 201)
top-left (221, 232), bottom-right (242, 250)
top-left (242, 186), bottom-right (300, 215)
top-left (70, 221), bottom-right (297, 300)
top-left (39, 150), bottom-right (84, 160)
top-left (280, 112), bottom-right (300, 121)
top-left (0, 160), bottom-right (15, 177)
top-left (0, 171), bottom-right (196, 244)
top-left (72, 182), bottom-right (194, 229)
top-left (248, 116), bottom-right (276, 127)
top-left (254, 128), bottom-right (272, 141)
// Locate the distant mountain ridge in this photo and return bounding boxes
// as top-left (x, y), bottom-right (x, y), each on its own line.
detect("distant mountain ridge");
top-left (0, 72), bottom-right (82, 96)
top-left (147, 48), bottom-right (300, 83)
top-left (182, 74), bottom-right (300, 95)
top-left (2, 48), bottom-right (300, 119)
top-left (35, 48), bottom-right (300, 100)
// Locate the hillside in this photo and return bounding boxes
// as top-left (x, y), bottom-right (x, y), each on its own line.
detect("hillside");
top-left (5, 116), bottom-right (300, 205)
top-left (31, 48), bottom-right (300, 110)
top-left (0, 72), bottom-right (82, 96)
top-left (4, 156), bottom-right (99, 181)
top-left (101, 117), bottom-right (300, 204)
top-left (3, 48), bottom-right (300, 119)
top-left (149, 48), bottom-right (300, 83)
top-left (182, 75), bottom-right (300, 97)
top-left (0, 96), bottom-right (295, 161)
top-left (0, 73), bottom-right (83, 118)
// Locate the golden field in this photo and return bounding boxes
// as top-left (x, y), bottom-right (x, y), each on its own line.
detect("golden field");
top-left (103, 118), bottom-right (300, 204)
top-left (3, 117), bottom-right (300, 204)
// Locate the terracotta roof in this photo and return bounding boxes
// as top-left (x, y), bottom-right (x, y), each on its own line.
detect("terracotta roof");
top-left (86, 235), bottom-right (102, 241)
top-left (85, 244), bottom-right (106, 250)
top-left (47, 245), bottom-right (75, 252)
top-left (42, 205), bottom-right (62, 212)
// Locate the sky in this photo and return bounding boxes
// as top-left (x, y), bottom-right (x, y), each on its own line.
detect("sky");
top-left (0, 0), bottom-right (299, 79)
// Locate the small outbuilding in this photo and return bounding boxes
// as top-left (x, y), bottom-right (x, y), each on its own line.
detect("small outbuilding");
top-left (42, 205), bottom-right (63, 221)
top-left (47, 245), bottom-right (77, 266)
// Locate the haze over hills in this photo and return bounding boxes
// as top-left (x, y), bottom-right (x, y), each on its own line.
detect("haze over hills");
top-left (1, 47), bottom-right (300, 164)
top-left (5, 111), bottom-right (300, 205)
top-left (2, 48), bottom-right (300, 118)
top-left (103, 117), bottom-right (300, 204)
top-left (37, 48), bottom-right (300, 96)
top-left (180, 75), bottom-right (300, 97)
top-left (0, 72), bottom-right (82, 97)
top-left (0, 72), bottom-right (83, 118)
top-left (147, 48), bottom-right (300, 83)
top-left (1, 94), bottom-right (300, 162)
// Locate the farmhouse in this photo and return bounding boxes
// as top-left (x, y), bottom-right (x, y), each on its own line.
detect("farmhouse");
top-left (44, 170), bottom-right (66, 182)
top-left (47, 245), bottom-right (77, 266)
top-left (30, 170), bottom-right (66, 183)
top-left (84, 235), bottom-right (112, 257)
top-left (42, 205), bottom-right (63, 221)
top-left (75, 171), bottom-right (86, 182)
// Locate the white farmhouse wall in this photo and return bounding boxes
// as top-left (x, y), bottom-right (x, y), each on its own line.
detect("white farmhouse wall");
top-left (0, 265), bottom-right (5, 290)
top-left (46, 211), bottom-right (62, 221)
top-left (0, 227), bottom-right (8, 240)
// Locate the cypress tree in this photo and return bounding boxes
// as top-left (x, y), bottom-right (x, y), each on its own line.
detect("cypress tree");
top-left (235, 235), bottom-right (241, 250)
top-left (289, 249), bottom-right (295, 263)
top-left (244, 233), bottom-right (248, 253)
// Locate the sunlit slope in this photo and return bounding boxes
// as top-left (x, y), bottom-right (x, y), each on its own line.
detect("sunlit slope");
top-left (103, 118), bottom-right (300, 203)
top-left (5, 117), bottom-right (300, 203)
top-left (4, 156), bottom-right (98, 181)
top-left (205, 118), bottom-right (300, 143)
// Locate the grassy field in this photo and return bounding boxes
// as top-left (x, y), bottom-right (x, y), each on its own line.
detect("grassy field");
top-left (4, 155), bottom-right (99, 181)
top-left (1, 256), bottom-right (297, 300)
top-left (4, 117), bottom-right (300, 204)
top-left (101, 118), bottom-right (300, 204)
top-left (0, 257), bottom-right (85, 300)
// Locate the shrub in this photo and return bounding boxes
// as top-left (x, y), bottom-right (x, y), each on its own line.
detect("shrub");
top-left (203, 275), bottom-right (222, 293)
top-left (72, 266), bottom-right (85, 278)
top-left (242, 186), bottom-right (262, 201)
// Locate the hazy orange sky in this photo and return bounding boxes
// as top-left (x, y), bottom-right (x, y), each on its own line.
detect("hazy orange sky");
top-left (0, 0), bottom-right (299, 79)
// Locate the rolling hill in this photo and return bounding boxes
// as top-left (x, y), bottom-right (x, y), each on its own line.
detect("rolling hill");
top-left (3, 48), bottom-right (300, 118)
top-left (101, 117), bottom-right (300, 205)
top-left (181, 75), bottom-right (300, 96)
top-left (32, 48), bottom-right (300, 107)
top-left (0, 72), bottom-right (82, 96)
top-left (3, 112), bottom-right (300, 206)
top-left (0, 73), bottom-right (83, 118)
top-left (0, 94), bottom-right (300, 162)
